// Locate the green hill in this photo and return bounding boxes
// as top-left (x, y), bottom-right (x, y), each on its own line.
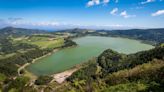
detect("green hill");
top-left (0, 27), bottom-right (47, 38)
top-left (63, 46), bottom-right (164, 92)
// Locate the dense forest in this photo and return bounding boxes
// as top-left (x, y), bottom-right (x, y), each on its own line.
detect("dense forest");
top-left (62, 39), bottom-right (77, 48)
top-left (97, 28), bottom-right (164, 45)
top-left (0, 48), bottom-right (52, 76)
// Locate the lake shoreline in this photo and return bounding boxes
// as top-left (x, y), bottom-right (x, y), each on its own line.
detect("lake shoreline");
top-left (17, 45), bottom-right (78, 82)
top-left (18, 36), bottom-right (154, 84)
top-left (101, 35), bottom-right (156, 46)
top-left (17, 49), bottom-right (59, 79)
top-left (50, 67), bottom-right (78, 84)
top-left (71, 35), bottom-right (156, 46)
top-left (24, 36), bottom-right (154, 75)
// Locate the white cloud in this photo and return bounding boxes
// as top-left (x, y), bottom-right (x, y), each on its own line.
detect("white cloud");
top-left (135, 6), bottom-right (144, 9)
top-left (131, 6), bottom-right (144, 10)
top-left (94, 0), bottom-right (100, 4)
top-left (120, 11), bottom-right (136, 18)
top-left (87, 0), bottom-right (100, 7)
top-left (110, 8), bottom-right (118, 15)
top-left (120, 11), bottom-right (127, 18)
top-left (102, 24), bottom-right (124, 27)
top-left (0, 19), bottom-right (5, 22)
top-left (152, 10), bottom-right (164, 16)
top-left (103, 0), bottom-right (110, 4)
top-left (0, 18), bottom-right (60, 27)
top-left (31, 21), bottom-right (59, 26)
top-left (81, 24), bottom-right (138, 30)
top-left (141, 0), bottom-right (155, 4)
top-left (0, 18), bottom-right (140, 30)
top-left (86, 0), bottom-right (110, 7)
top-left (87, 1), bottom-right (94, 7)
top-left (8, 18), bottom-right (23, 22)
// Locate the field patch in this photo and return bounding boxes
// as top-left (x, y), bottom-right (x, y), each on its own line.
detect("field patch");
top-left (14, 35), bottom-right (65, 49)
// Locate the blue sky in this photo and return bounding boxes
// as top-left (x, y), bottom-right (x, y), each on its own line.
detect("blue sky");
top-left (0, 0), bottom-right (164, 30)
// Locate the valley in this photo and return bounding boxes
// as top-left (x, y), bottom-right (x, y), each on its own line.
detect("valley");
top-left (0, 27), bottom-right (163, 92)
top-left (0, 0), bottom-right (164, 91)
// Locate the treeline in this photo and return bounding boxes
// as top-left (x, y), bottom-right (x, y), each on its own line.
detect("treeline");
top-left (1, 76), bottom-right (38, 92)
top-left (54, 28), bottom-right (164, 45)
top-left (30, 34), bottom-right (55, 38)
top-left (67, 59), bottom-right (97, 82)
top-left (97, 28), bottom-right (164, 45)
top-left (1, 75), bottom-right (53, 92)
top-left (62, 39), bottom-right (77, 48)
top-left (97, 46), bottom-right (164, 75)
top-left (35, 76), bottom-right (53, 85)
top-left (0, 48), bottom-right (52, 76)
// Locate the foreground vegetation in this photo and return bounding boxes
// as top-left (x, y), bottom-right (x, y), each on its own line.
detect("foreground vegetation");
top-left (0, 46), bottom-right (162, 92)
top-left (63, 46), bottom-right (164, 92)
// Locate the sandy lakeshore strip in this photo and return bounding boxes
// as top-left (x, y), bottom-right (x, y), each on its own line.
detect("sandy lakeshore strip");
top-left (51, 64), bottom-right (82, 84)
top-left (51, 68), bottom-right (78, 84)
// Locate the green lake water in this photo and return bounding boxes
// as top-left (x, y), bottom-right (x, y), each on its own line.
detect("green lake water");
top-left (27, 36), bottom-right (154, 76)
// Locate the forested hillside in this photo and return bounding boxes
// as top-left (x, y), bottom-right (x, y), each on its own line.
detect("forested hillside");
top-left (53, 28), bottom-right (164, 45)
top-left (99, 28), bottom-right (164, 45)
top-left (61, 46), bottom-right (164, 92)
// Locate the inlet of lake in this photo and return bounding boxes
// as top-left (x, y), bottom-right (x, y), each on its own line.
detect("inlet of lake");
top-left (27, 36), bottom-right (154, 76)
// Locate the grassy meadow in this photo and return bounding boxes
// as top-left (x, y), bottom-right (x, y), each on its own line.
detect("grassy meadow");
top-left (13, 35), bottom-right (65, 49)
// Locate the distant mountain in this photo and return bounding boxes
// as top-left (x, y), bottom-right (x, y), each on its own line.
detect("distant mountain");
top-left (1, 27), bottom-right (163, 44)
top-left (97, 28), bottom-right (164, 45)
top-left (0, 27), bottom-right (47, 38)
top-left (56, 28), bottom-right (90, 33)
top-left (55, 28), bottom-right (164, 45)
